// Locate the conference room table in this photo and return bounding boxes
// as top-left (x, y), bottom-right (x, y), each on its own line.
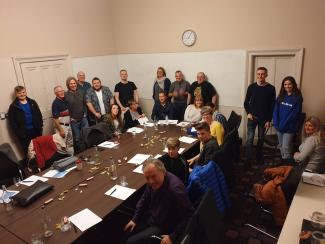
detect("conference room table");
top-left (1, 124), bottom-right (197, 243)
top-left (277, 180), bottom-right (325, 243)
top-left (0, 226), bottom-right (25, 244)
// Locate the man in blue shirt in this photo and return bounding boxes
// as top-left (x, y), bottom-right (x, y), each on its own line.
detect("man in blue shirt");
top-left (124, 159), bottom-right (193, 244)
top-left (8, 86), bottom-right (43, 154)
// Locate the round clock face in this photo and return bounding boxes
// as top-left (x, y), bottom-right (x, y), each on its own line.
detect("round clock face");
top-left (182, 29), bottom-right (197, 47)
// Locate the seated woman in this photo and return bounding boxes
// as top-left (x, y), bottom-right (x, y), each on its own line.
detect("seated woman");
top-left (123, 100), bottom-right (146, 129)
top-left (102, 104), bottom-right (124, 134)
top-left (201, 106), bottom-right (225, 146)
top-left (159, 137), bottom-right (189, 185)
top-left (184, 96), bottom-right (203, 123)
top-left (294, 116), bottom-right (325, 172)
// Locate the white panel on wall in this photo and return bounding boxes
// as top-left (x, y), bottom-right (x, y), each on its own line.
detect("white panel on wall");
top-left (72, 55), bottom-right (119, 92)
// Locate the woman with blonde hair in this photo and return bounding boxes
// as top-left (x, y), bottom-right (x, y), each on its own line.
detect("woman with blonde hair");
top-left (294, 116), bottom-right (325, 172)
top-left (184, 96), bottom-right (203, 123)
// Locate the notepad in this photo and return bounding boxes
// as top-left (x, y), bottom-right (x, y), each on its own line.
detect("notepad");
top-left (20, 175), bottom-right (49, 186)
top-left (179, 136), bottom-right (197, 144)
top-left (163, 148), bottom-right (185, 154)
top-left (127, 154), bottom-right (151, 165)
top-left (127, 127), bottom-right (144, 134)
top-left (97, 141), bottom-right (119, 148)
top-left (69, 208), bottom-right (102, 232)
top-left (105, 185), bottom-right (136, 200)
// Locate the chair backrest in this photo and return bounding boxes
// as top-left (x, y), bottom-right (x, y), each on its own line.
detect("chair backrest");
top-left (181, 190), bottom-right (223, 244)
top-left (227, 111), bottom-right (242, 132)
top-left (0, 143), bottom-right (21, 186)
top-left (81, 123), bottom-right (113, 149)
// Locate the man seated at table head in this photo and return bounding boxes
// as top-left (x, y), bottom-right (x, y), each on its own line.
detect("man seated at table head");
top-left (159, 137), bottom-right (189, 185)
top-left (151, 91), bottom-right (174, 121)
top-left (188, 122), bottom-right (219, 166)
top-left (124, 159), bottom-right (193, 244)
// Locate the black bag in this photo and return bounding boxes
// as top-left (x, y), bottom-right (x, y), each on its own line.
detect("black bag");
top-left (52, 156), bottom-right (77, 172)
top-left (12, 180), bottom-right (54, 207)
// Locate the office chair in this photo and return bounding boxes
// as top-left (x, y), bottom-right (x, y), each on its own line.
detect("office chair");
top-left (227, 111), bottom-right (242, 164)
top-left (80, 122), bottom-right (113, 150)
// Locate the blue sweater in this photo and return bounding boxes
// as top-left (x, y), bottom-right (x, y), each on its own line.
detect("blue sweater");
top-left (273, 94), bottom-right (302, 133)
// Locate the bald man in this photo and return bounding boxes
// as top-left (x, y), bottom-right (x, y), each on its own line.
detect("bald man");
top-left (188, 72), bottom-right (217, 105)
top-left (124, 159), bottom-right (193, 244)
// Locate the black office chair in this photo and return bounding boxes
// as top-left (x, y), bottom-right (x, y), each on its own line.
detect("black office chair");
top-left (0, 143), bottom-right (24, 186)
top-left (227, 111), bottom-right (242, 164)
top-left (178, 189), bottom-right (224, 244)
top-left (80, 122), bottom-right (114, 150)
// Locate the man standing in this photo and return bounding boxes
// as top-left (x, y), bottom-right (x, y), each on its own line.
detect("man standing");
top-left (244, 67), bottom-right (276, 168)
top-left (8, 86), bottom-right (43, 154)
top-left (151, 92), bottom-right (174, 120)
top-left (65, 77), bottom-right (88, 152)
top-left (76, 71), bottom-right (91, 92)
top-left (124, 159), bottom-right (193, 244)
top-left (114, 69), bottom-right (139, 112)
top-left (52, 85), bottom-right (70, 137)
top-left (188, 72), bottom-right (217, 105)
top-left (86, 77), bottom-right (114, 125)
top-left (168, 70), bottom-right (190, 121)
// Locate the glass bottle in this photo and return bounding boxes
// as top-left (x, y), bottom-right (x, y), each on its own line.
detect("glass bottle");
top-left (42, 205), bottom-right (53, 238)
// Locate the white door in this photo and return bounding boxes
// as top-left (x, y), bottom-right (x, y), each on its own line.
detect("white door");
top-left (15, 56), bottom-right (72, 135)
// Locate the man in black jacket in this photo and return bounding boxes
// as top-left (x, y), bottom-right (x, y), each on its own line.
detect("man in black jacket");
top-left (8, 86), bottom-right (43, 154)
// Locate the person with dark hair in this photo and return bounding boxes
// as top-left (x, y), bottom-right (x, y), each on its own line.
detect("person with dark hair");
top-left (102, 104), bottom-right (124, 134)
top-left (152, 67), bottom-right (171, 103)
top-left (86, 77), bottom-right (114, 125)
top-left (206, 102), bottom-right (229, 136)
top-left (151, 92), bottom-right (174, 120)
top-left (159, 137), bottom-right (189, 185)
top-left (114, 70), bottom-right (139, 112)
top-left (76, 71), bottom-right (91, 92)
top-left (8, 86), bottom-right (43, 154)
top-left (188, 72), bottom-right (217, 105)
top-left (273, 76), bottom-right (303, 161)
top-left (124, 159), bottom-right (193, 244)
top-left (169, 70), bottom-right (190, 121)
top-left (123, 100), bottom-right (145, 129)
top-left (244, 67), bottom-right (276, 168)
top-left (65, 76), bottom-right (88, 152)
top-left (187, 122), bottom-right (219, 166)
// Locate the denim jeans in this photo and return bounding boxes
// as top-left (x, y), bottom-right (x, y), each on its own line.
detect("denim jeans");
top-left (245, 119), bottom-right (266, 163)
top-left (277, 132), bottom-right (295, 159)
top-left (70, 117), bottom-right (88, 151)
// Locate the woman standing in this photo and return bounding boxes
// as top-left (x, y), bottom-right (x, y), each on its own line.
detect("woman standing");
top-left (152, 67), bottom-right (171, 102)
top-left (294, 116), bottom-right (325, 172)
top-left (273, 76), bottom-right (303, 161)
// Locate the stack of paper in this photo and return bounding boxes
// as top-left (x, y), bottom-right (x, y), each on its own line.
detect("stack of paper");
top-left (69, 208), bottom-right (102, 232)
top-left (20, 175), bottom-right (49, 186)
top-left (127, 127), bottom-right (144, 134)
top-left (127, 154), bottom-right (151, 165)
top-left (177, 121), bottom-right (190, 127)
top-left (179, 136), bottom-right (197, 144)
top-left (43, 166), bottom-right (76, 179)
top-left (163, 148), bottom-right (185, 154)
top-left (98, 141), bottom-right (119, 148)
top-left (105, 185), bottom-right (136, 200)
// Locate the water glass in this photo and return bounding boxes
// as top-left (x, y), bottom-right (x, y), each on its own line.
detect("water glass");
top-left (31, 233), bottom-right (43, 244)
top-left (110, 163), bottom-right (118, 181)
top-left (120, 176), bottom-right (128, 186)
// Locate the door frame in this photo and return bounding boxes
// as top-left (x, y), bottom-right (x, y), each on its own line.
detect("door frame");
top-left (12, 54), bottom-right (73, 86)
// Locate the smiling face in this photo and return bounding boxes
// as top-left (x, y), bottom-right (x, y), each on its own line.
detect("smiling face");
top-left (304, 121), bottom-right (316, 136)
top-left (54, 86), bottom-right (65, 99)
top-left (77, 71), bottom-right (85, 82)
top-left (158, 93), bottom-right (167, 104)
top-left (92, 79), bottom-right (102, 91)
top-left (111, 104), bottom-right (119, 117)
top-left (256, 69), bottom-right (267, 83)
top-left (157, 68), bottom-right (164, 78)
top-left (15, 89), bottom-right (27, 101)
top-left (194, 97), bottom-right (203, 108)
top-left (175, 72), bottom-right (183, 82)
top-left (202, 112), bottom-right (212, 124)
top-left (197, 128), bottom-right (211, 143)
top-left (68, 79), bottom-right (78, 92)
top-left (143, 164), bottom-right (165, 190)
top-left (197, 72), bottom-right (205, 84)
top-left (283, 79), bottom-right (293, 94)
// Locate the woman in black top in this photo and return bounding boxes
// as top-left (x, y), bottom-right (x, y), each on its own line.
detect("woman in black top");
top-left (123, 100), bottom-right (145, 129)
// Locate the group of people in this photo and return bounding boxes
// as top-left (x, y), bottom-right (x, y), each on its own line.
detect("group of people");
top-left (6, 66), bottom-right (325, 243)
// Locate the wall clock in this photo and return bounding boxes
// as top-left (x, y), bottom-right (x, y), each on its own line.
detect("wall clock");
top-left (182, 29), bottom-right (197, 47)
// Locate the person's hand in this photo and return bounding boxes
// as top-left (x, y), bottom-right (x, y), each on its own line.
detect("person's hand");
top-left (59, 129), bottom-right (65, 138)
top-left (121, 106), bottom-right (127, 112)
top-left (187, 158), bottom-right (195, 165)
top-left (264, 121), bottom-right (271, 129)
top-left (124, 220), bottom-right (136, 232)
top-left (95, 112), bottom-right (101, 119)
top-left (161, 235), bottom-right (172, 244)
top-left (247, 113), bottom-right (253, 120)
top-left (173, 91), bottom-right (178, 97)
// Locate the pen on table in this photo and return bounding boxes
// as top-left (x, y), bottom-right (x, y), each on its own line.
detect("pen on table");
top-left (109, 188), bottom-right (116, 196)
top-left (22, 180), bottom-right (33, 183)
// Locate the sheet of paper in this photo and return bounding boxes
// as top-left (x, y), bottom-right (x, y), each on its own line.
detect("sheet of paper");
top-left (177, 121), bottom-right (190, 127)
top-left (0, 190), bottom-right (19, 203)
top-left (69, 208), bottom-right (102, 232)
top-left (127, 127), bottom-right (144, 134)
top-left (20, 175), bottom-right (49, 186)
top-left (167, 120), bottom-right (178, 124)
top-left (98, 141), bottom-right (119, 148)
top-left (133, 164), bottom-right (144, 174)
top-left (105, 185), bottom-right (136, 200)
top-left (158, 120), bottom-right (178, 125)
top-left (138, 117), bottom-right (149, 125)
top-left (179, 136), bottom-right (197, 144)
top-left (127, 154), bottom-right (151, 165)
top-left (143, 122), bottom-right (154, 127)
top-left (42, 166), bottom-right (76, 179)
top-left (163, 148), bottom-right (185, 154)
top-left (154, 154), bottom-right (162, 159)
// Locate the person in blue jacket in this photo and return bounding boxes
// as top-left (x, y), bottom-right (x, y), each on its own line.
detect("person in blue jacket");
top-left (273, 76), bottom-right (303, 161)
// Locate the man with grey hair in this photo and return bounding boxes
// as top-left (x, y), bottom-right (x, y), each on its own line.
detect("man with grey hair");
top-left (52, 85), bottom-right (70, 138)
top-left (124, 159), bottom-right (193, 244)
top-left (76, 71), bottom-right (91, 92)
top-left (188, 72), bottom-right (217, 105)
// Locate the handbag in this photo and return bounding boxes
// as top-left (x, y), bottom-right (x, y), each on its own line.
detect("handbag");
top-left (12, 180), bottom-right (54, 207)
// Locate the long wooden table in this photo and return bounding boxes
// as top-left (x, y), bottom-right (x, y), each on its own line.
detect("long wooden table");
top-left (0, 226), bottom-right (25, 244)
top-left (277, 180), bottom-right (325, 243)
top-left (1, 125), bottom-right (197, 243)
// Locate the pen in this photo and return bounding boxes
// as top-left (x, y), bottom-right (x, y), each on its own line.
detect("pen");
top-left (22, 180), bottom-right (33, 183)
top-left (109, 188), bottom-right (116, 195)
